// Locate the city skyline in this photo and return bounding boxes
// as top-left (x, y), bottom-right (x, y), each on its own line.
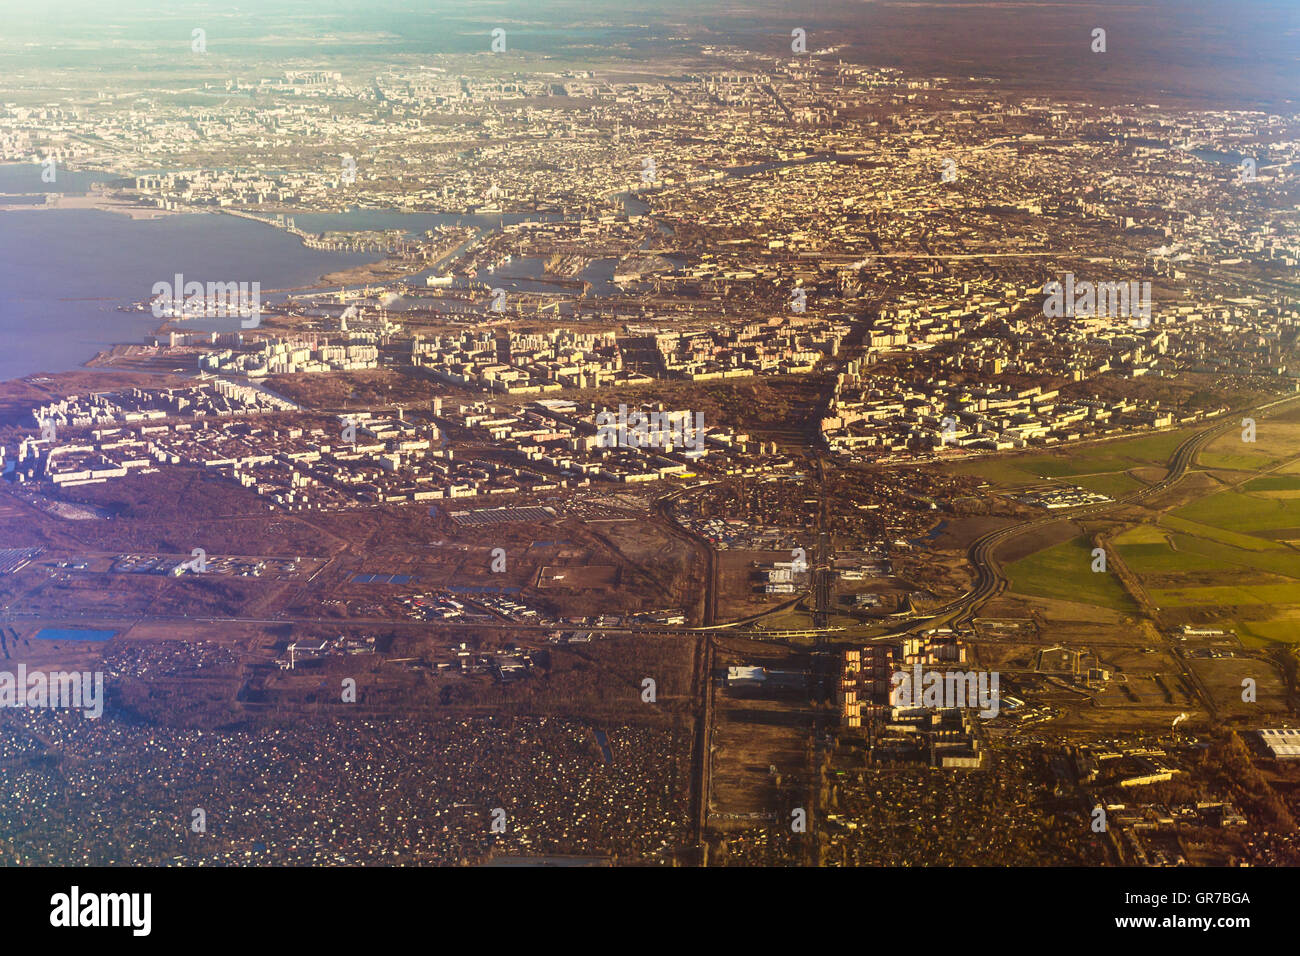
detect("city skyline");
top-left (0, 5), bottom-right (1295, 925)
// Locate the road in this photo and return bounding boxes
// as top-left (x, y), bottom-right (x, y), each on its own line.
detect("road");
top-left (891, 392), bottom-right (1300, 638)
top-left (651, 487), bottom-right (718, 863)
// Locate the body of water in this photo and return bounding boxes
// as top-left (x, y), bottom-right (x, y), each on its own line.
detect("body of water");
top-left (0, 150), bottom-right (835, 382)
top-left (1190, 148), bottom-right (1253, 166)
top-left (0, 163), bottom-right (122, 196)
top-left (593, 728), bottom-right (613, 764)
top-left (0, 207), bottom-right (376, 382)
top-left (35, 628), bottom-right (116, 642)
top-left (428, 254), bottom-right (625, 298)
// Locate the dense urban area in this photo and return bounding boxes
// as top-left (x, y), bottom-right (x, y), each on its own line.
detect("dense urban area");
top-left (1, 0), bottom-right (1299, 868)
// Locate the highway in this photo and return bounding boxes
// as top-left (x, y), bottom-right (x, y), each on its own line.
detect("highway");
top-left (889, 391), bottom-right (1300, 638)
top-left (17, 394), bottom-right (1298, 654)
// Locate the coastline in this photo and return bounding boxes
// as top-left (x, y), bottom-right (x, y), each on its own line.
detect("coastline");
top-left (0, 200), bottom-right (405, 387)
top-left (0, 192), bottom-right (180, 220)
top-left (0, 188), bottom-right (500, 387)
top-left (211, 206), bottom-right (481, 289)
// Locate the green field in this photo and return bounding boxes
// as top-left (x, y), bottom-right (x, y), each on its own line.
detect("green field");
top-left (1032, 429), bottom-right (1192, 479)
top-left (1238, 616), bottom-right (1300, 647)
top-left (954, 428), bottom-right (1193, 487)
top-left (1243, 475), bottom-right (1300, 493)
top-left (1172, 533), bottom-right (1300, 578)
top-left (963, 405), bottom-right (1300, 643)
top-left (1022, 402), bottom-right (1300, 644)
top-left (1174, 488), bottom-right (1300, 534)
top-left (1158, 514), bottom-right (1284, 552)
top-left (1004, 535), bottom-right (1137, 612)
top-left (1117, 524), bottom-right (1300, 578)
top-left (1200, 417), bottom-right (1300, 474)
top-left (1199, 450), bottom-right (1278, 472)
top-left (1115, 539), bottom-right (1227, 575)
top-left (1151, 582), bottom-right (1300, 607)
top-left (1112, 524), bottom-right (1168, 545)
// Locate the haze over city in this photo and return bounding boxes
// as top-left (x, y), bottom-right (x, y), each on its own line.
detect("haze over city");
top-left (0, 4), bottom-right (1296, 925)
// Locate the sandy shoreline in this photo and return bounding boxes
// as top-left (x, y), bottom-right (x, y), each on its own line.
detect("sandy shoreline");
top-left (0, 193), bottom-right (180, 219)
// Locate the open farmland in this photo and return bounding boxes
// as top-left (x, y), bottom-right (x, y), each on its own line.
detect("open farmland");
top-left (1004, 534), bottom-right (1139, 613)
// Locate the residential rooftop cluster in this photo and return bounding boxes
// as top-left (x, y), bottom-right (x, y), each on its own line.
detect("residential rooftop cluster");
top-left (412, 327), bottom-right (640, 393)
top-left (822, 365), bottom-right (1213, 462)
top-left (198, 335), bottom-right (379, 377)
top-left (0, 711), bottom-right (690, 865)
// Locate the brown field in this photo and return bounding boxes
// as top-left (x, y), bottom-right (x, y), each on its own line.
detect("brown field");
top-left (708, 636), bottom-right (816, 821)
top-left (537, 565), bottom-right (619, 589)
top-left (996, 518), bottom-right (1079, 564)
top-left (926, 515), bottom-right (1017, 552)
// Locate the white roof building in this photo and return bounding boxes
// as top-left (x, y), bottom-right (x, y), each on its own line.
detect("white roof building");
top-left (1260, 728), bottom-right (1300, 759)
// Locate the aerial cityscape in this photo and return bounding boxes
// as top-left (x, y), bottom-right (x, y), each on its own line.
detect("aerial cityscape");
top-left (0, 0), bottom-right (1297, 897)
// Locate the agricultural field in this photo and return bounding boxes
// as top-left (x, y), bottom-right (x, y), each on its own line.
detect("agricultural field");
top-left (1003, 535), bottom-right (1138, 612)
top-left (1198, 414), bottom-right (1300, 473)
top-left (951, 427), bottom-right (1194, 489)
top-left (1236, 610), bottom-right (1300, 646)
top-left (1242, 475), bottom-right (1300, 496)
top-left (1103, 442), bottom-right (1300, 646)
top-left (1174, 487), bottom-right (1300, 535)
